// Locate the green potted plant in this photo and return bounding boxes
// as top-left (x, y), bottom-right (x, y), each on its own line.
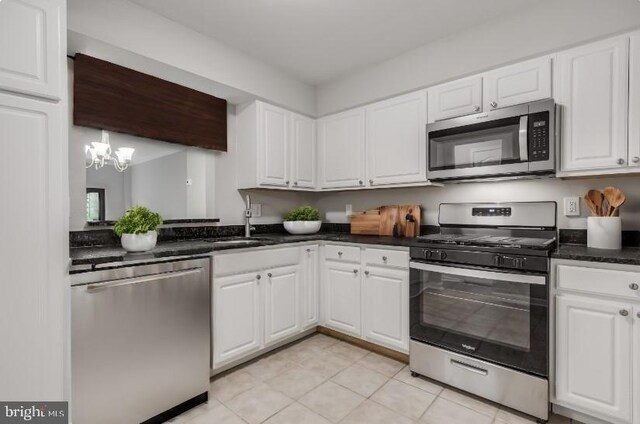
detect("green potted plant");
top-left (114, 206), bottom-right (163, 252)
top-left (283, 205), bottom-right (321, 234)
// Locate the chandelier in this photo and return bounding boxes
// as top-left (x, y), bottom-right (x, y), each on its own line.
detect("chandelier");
top-left (85, 130), bottom-right (135, 172)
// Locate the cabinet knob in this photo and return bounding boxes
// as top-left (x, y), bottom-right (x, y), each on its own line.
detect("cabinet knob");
top-left (358, 180), bottom-right (363, 185)
top-left (306, 248), bottom-right (312, 253)
top-left (629, 283), bottom-right (639, 290)
top-left (286, 180), bottom-right (290, 185)
top-left (369, 179), bottom-right (374, 184)
top-left (364, 270), bottom-right (370, 276)
top-left (382, 256), bottom-right (388, 262)
top-left (256, 274), bottom-right (261, 280)
top-left (620, 309), bottom-right (629, 317)
top-left (617, 158), bottom-right (625, 165)
top-left (267, 273), bottom-right (272, 278)
top-left (338, 251), bottom-right (343, 257)
top-left (633, 157), bottom-right (640, 163)
top-left (353, 269), bottom-right (358, 274)
top-left (473, 105), bottom-right (480, 112)
top-left (490, 101), bottom-right (498, 108)
top-left (294, 181), bottom-right (299, 185)
top-left (637, 312), bottom-right (640, 319)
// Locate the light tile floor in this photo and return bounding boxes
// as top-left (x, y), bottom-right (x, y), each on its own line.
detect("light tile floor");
top-left (170, 333), bottom-right (581, 424)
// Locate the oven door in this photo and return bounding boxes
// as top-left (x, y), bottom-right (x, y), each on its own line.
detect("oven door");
top-left (409, 261), bottom-right (548, 377)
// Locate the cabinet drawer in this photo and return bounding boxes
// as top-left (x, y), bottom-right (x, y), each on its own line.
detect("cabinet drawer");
top-left (364, 248), bottom-right (409, 269)
top-left (214, 247), bottom-right (300, 276)
top-left (557, 264), bottom-right (640, 300)
top-left (324, 244), bottom-right (361, 263)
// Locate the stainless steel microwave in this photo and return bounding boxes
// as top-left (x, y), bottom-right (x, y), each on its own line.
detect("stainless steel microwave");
top-left (426, 99), bottom-right (556, 182)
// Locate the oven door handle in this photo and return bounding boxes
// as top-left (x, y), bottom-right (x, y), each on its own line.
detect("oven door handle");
top-left (409, 261), bottom-right (546, 285)
top-left (519, 115), bottom-right (528, 162)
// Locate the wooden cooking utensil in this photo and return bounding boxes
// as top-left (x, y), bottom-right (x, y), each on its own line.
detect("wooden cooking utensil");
top-left (606, 187), bottom-right (626, 216)
top-left (583, 194), bottom-right (599, 217)
top-left (586, 189), bottom-right (604, 216)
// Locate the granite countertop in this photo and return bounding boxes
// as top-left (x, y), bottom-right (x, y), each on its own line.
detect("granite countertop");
top-left (552, 244), bottom-right (640, 266)
top-left (70, 232), bottom-right (423, 270)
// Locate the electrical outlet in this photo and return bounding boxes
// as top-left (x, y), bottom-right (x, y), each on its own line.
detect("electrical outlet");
top-left (251, 204), bottom-right (262, 217)
top-left (564, 197), bottom-right (580, 216)
top-left (346, 204), bottom-right (353, 217)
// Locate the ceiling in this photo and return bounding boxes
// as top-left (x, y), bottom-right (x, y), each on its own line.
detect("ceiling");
top-left (130, 0), bottom-right (537, 85)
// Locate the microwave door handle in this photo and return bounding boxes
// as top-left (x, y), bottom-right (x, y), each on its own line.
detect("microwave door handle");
top-left (409, 261), bottom-right (546, 285)
top-left (519, 115), bottom-right (528, 162)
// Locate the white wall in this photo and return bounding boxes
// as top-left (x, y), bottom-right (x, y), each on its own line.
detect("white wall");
top-left (67, 0), bottom-right (316, 116)
top-left (86, 166), bottom-right (126, 220)
top-left (314, 176), bottom-right (640, 230)
top-left (316, 0), bottom-right (640, 115)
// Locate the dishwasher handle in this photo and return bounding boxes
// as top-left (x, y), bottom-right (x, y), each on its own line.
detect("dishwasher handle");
top-left (85, 268), bottom-right (202, 292)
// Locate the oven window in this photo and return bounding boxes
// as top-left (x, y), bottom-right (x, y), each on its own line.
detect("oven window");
top-left (429, 116), bottom-right (523, 171)
top-left (417, 270), bottom-right (530, 350)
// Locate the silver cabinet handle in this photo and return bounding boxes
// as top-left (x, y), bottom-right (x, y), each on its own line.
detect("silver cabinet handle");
top-left (382, 256), bottom-right (388, 262)
top-left (364, 270), bottom-right (369, 276)
top-left (633, 157), bottom-right (640, 163)
top-left (353, 269), bottom-right (358, 274)
top-left (473, 105), bottom-right (480, 112)
top-left (630, 283), bottom-right (639, 290)
top-left (358, 180), bottom-right (363, 185)
top-left (637, 312), bottom-right (640, 319)
top-left (256, 274), bottom-right (261, 280)
top-left (490, 101), bottom-right (498, 108)
top-left (620, 309), bottom-right (629, 317)
top-left (306, 248), bottom-right (311, 253)
top-left (294, 181), bottom-right (298, 186)
top-left (286, 180), bottom-right (290, 185)
top-left (617, 158), bottom-right (625, 165)
top-left (369, 179), bottom-right (374, 184)
top-left (267, 273), bottom-right (272, 278)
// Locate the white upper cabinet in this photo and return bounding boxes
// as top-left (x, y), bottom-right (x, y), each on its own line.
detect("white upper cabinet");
top-left (0, 0), bottom-right (63, 100)
top-left (556, 36), bottom-right (630, 173)
top-left (556, 294), bottom-right (633, 424)
top-left (318, 108), bottom-right (366, 189)
top-left (629, 32), bottom-right (640, 169)
top-left (366, 90), bottom-right (427, 186)
top-left (484, 56), bottom-right (552, 111)
top-left (428, 76), bottom-right (483, 122)
top-left (258, 102), bottom-right (289, 186)
top-left (290, 113), bottom-right (316, 188)
top-left (264, 265), bottom-right (301, 346)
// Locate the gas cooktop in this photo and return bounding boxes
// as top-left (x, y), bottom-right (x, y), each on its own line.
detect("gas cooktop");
top-left (416, 233), bottom-right (556, 250)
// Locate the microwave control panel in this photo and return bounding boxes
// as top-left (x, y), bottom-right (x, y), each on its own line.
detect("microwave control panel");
top-left (529, 111), bottom-right (550, 161)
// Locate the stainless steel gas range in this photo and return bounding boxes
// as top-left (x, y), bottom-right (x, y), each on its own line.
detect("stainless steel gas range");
top-left (409, 202), bottom-right (556, 421)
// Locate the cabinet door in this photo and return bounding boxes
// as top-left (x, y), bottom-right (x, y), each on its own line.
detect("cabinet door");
top-left (484, 56), bottom-right (552, 111)
top-left (318, 108), bottom-right (366, 188)
top-left (0, 0), bottom-right (63, 100)
top-left (556, 295), bottom-right (633, 423)
top-left (302, 245), bottom-right (319, 328)
top-left (290, 113), bottom-right (316, 188)
top-left (257, 102), bottom-right (289, 186)
top-left (629, 32), bottom-right (640, 169)
top-left (556, 36), bottom-right (629, 172)
top-left (0, 92), bottom-right (66, 400)
top-left (634, 306), bottom-right (640, 424)
top-left (323, 261), bottom-right (361, 336)
top-left (362, 266), bottom-right (409, 353)
top-left (264, 265), bottom-right (301, 346)
top-left (427, 76), bottom-right (483, 122)
top-left (213, 272), bottom-right (262, 367)
top-left (366, 90), bottom-right (427, 186)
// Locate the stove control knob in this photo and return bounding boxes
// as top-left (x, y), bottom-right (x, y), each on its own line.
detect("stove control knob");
top-left (439, 251), bottom-right (447, 260)
top-left (494, 255), bottom-right (502, 266)
top-left (423, 249), bottom-right (432, 259)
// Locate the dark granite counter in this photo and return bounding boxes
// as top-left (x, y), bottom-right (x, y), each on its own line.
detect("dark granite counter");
top-left (69, 233), bottom-right (425, 271)
top-left (552, 244), bottom-right (640, 266)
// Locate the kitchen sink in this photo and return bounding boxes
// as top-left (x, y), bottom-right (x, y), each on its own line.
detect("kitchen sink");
top-left (212, 239), bottom-right (261, 245)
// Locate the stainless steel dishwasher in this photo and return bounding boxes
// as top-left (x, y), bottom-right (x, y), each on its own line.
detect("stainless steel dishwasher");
top-left (71, 258), bottom-right (211, 424)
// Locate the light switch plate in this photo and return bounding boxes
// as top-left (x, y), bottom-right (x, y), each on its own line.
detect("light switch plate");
top-left (251, 204), bottom-right (262, 217)
top-left (346, 204), bottom-right (353, 217)
top-left (563, 197), bottom-right (580, 216)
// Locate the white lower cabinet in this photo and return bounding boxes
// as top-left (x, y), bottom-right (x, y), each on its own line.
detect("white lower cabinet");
top-left (302, 245), bottom-right (319, 328)
top-left (362, 266), bottom-right (409, 353)
top-left (264, 265), bottom-right (301, 346)
top-left (323, 260), bottom-right (362, 337)
top-left (213, 271), bottom-right (263, 366)
top-left (554, 259), bottom-right (639, 424)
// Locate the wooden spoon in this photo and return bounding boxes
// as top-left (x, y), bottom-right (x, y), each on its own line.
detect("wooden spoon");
top-left (583, 193), bottom-right (599, 217)
top-left (604, 187), bottom-right (625, 216)
top-left (586, 189), bottom-right (604, 216)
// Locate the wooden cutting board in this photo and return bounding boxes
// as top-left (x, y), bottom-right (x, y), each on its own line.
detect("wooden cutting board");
top-left (350, 209), bottom-right (380, 235)
top-left (351, 205), bottom-right (421, 237)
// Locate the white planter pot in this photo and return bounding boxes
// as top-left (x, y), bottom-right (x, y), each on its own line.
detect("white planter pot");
top-left (283, 221), bottom-right (322, 235)
top-left (587, 217), bottom-right (621, 250)
top-left (121, 231), bottom-right (158, 252)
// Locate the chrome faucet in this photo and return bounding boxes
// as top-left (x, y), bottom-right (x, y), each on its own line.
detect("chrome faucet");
top-left (244, 194), bottom-right (255, 237)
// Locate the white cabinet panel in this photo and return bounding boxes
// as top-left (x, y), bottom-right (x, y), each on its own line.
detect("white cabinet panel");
top-left (264, 265), bottom-right (301, 346)
top-left (213, 272), bottom-right (262, 366)
top-left (484, 56), bottom-right (552, 111)
top-left (428, 76), bottom-right (483, 122)
top-left (302, 245), bottom-right (319, 328)
top-left (629, 32), bottom-right (640, 169)
top-left (634, 306), bottom-right (640, 424)
top-left (0, 0), bottom-right (63, 99)
top-left (366, 90), bottom-right (427, 185)
top-left (362, 266), bottom-right (409, 353)
top-left (556, 295), bottom-right (633, 424)
top-left (318, 108), bottom-right (366, 188)
top-left (290, 113), bottom-right (316, 188)
top-left (323, 261), bottom-right (361, 336)
top-left (258, 102), bottom-right (289, 186)
top-left (556, 36), bottom-right (629, 172)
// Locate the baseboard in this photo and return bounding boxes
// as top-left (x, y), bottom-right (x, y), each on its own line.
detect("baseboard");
top-left (317, 326), bottom-right (409, 363)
